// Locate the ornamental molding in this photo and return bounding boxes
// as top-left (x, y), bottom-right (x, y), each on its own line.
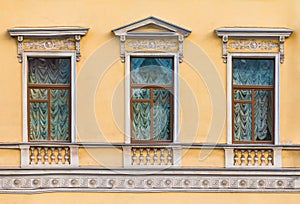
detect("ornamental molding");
top-left (0, 169), bottom-right (299, 193)
top-left (125, 38), bottom-right (178, 52)
top-left (22, 38), bottom-right (75, 50)
top-left (227, 39), bottom-right (279, 52)
top-left (112, 16), bottom-right (191, 62)
top-left (8, 27), bottom-right (89, 62)
top-left (215, 27), bottom-right (293, 63)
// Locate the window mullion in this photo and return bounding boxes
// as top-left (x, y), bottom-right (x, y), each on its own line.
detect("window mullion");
top-left (150, 88), bottom-right (154, 141)
top-left (48, 87), bottom-right (51, 141)
top-left (251, 88), bottom-right (255, 142)
top-left (27, 86), bottom-right (30, 141)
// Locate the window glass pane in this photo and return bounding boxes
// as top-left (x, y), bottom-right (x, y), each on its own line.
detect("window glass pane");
top-left (131, 57), bottom-right (173, 84)
top-left (233, 59), bottom-right (274, 85)
top-left (153, 89), bottom-right (171, 140)
top-left (28, 58), bottom-right (71, 84)
top-left (30, 89), bottom-right (48, 100)
top-left (233, 103), bottom-right (252, 141)
top-left (234, 89), bottom-right (252, 100)
top-left (29, 102), bottom-right (48, 140)
top-left (50, 89), bottom-right (69, 141)
top-left (132, 88), bottom-right (150, 99)
top-left (131, 102), bottom-right (151, 140)
top-left (254, 90), bottom-right (273, 141)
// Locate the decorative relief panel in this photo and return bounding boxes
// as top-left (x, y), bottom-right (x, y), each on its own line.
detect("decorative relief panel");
top-left (125, 38), bottom-right (178, 52)
top-left (0, 170), bottom-right (298, 193)
top-left (22, 38), bottom-right (75, 50)
top-left (227, 39), bottom-right (279, 52)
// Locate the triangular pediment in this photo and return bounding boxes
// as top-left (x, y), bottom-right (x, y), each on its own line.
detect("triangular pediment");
top-left (129, 23), bottom-right (174, 33)
top-left (112, 16), bottom-right (191, 37)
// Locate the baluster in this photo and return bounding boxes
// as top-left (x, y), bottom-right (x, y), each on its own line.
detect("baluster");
top-left (146, 148), bottom-right (151, 165)
top-left (132, 148), bottom-right (137, 165)
top-left (267, 150), bottom-right (273, 166)
top-left (44, 147), bottom-right (49, 165)
top-left (260, 150), bottom-right (266, 166)
top-left (57, 147), bottom-right (62, 164)
top-left (64, 147), bottom-right (70, 165)
top-left (167, 148), bottom-right (172, 165)
top-left (139, 148), bottom-right (144, 166)
top-left (247, 150), bottom-right (252, 166)
top-left (240, 150), bottom-right (245, 166)
top-left (153, 148), bottom-right (158, 165)
top-left (160, 148), bottom-right (165, 165)
top-left (50, 148), bottom-right (56, 164)
top-left (254, 150), bottom-right (259, 166)
top-left (233, 149), bottom-right (239, 166)
top-left (30, 147), bottom-right (36, 165)
top-left (37, 147), bottom-right (42, 165)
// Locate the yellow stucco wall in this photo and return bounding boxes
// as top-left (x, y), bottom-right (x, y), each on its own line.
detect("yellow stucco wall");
top-left (1, 0), bottom-right (300, 145)
top-left (1, 192), bottom-right (300, 204)
top-left (1, 0), bottom-right (300, 202)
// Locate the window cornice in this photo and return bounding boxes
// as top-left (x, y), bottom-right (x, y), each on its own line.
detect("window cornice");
top-left (8, 27), bottom-right (89, 37)
top-left (215, 27), bottom-right (293, 37)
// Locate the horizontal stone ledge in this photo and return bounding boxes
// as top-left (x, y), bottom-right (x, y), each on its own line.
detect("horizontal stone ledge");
top-left (2, 168), bottom-right (300, 175)
top-left (1, 142), bottom-right (300, 149)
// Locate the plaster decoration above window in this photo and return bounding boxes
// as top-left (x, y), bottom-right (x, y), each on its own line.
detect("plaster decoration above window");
top-left (113, 17), bottom-right (191, 167)
top-left (8, 27), bottom-right (88, 168)
top-left (8, 27), bottom-right (89, 62)
top-left (215, 27), bottom-right (293, 63)
top-left (215, 27), bottom-right (293, 168)
top-left (112, 16), bottom-right (191, 62)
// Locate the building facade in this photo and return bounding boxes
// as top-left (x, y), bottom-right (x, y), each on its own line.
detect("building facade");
top-left (1, 0), bottom-right (300, 203)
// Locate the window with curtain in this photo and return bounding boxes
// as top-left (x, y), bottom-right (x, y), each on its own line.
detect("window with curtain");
top-left (28, 57), bottom-right (71, 142)
top-left (232, 58), bottom-right (274, 143)
top-left (130, 57), bottom-right (173, 143)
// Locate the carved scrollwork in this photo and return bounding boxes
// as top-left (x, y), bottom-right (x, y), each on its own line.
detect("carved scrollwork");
top-left (228, 39), bottom-right (279, 51)
top-left (23, 38), bottom-right (75, 50)
top-left (126, 39), bottom-right (178, 51)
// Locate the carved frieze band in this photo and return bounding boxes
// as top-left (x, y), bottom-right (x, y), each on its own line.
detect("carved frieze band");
top-left (126, 39), bottom-right (178, 52)
top-left (23, 38), bottom-right (75, 50)
top-left (227, 39), bottom-right (279, 52)
top-left (0, 172), bottom-right (297, 193)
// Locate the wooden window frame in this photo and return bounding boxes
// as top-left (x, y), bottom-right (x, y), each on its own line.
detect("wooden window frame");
top-left (129, 56), bottom-right (174, 144)
top-left (227, 53), bottom-right (280, 145)
top-left (23, 51), bottom-right (76, 143)
top-left (232, 58), bottom-right (275, 144)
